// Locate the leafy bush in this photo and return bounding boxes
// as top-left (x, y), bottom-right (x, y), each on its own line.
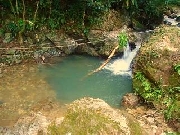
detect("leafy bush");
top-left (174, 64), bottom-right (180, 75)
top-left (118, 32), bottom-right (128, 49)
top-left (134, 72), bottom-right (163, 101)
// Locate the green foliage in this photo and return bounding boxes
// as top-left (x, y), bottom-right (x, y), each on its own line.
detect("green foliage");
top-left (118, 32), bottom-right (128, 49)
top-left (163, 86), bottom-right (180, 120)
top-left (134, 71), bottom-right (180, 121)
top-left (0, 0), bottom-right (114, 38)
top-left (165, 0), bottom-right (180, 5)
top-left (134, 72), bottom-right (162, 101)
top-left (163, 98), bottom-right (179, 120)
top-left (0, 0), bottom-right (179, 42)
top-left (126, 0), bottom-right (167, 29)
top-left (174, 64), bottom-right (180, 75)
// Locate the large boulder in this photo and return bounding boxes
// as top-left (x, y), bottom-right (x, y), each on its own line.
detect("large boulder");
top-left (48, 97), bottom-right (147, 135)
top-left (133, 25), bottom-right (180, 87)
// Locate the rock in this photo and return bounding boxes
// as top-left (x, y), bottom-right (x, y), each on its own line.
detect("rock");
top-left (146, 117), bottom-right (155, 124)
top-left (136, 106), bottom-right (146, 114)
top-left (1, 112), bottom-right (51, 135)
top-left (129, 42), bottom-right (136, 51)
top-left (177, 23), bottom-right (180, 27)
top-left (163, 20), bottom-right (172, 25)
top-left (55, 117), bottom-right (64, 125)
top-left (47, 97), bottom-right (146, 135)
top-left (168, 13), bottom-right (177, 19)
top-left (121, 93), bottom-right (139, 108)
top-left (176, 16), bottom-right (180, 22)
top-left (155, 128), bottom-right (163, 135)
top-left (164, 10), bottom-right (171, 16)
top-left (132, 26), bottom-right (180, 132)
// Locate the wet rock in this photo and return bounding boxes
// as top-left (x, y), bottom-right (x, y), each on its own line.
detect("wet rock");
top-left (176, 16), bottom-right (180, 22)
top-left (121, 93), bottom-right (139, 108)
top-left (177, 23), bottom-right (180, 27)
top-left (168, 13), bottom-right (177, 19)
top-left (163, 20), bottom-right (172, 25)
top-left (129, 42), bottom-right (136, 51)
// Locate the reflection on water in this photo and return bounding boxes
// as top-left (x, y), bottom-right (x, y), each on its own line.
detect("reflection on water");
top-left (0, 63), bottom-right (56, 126)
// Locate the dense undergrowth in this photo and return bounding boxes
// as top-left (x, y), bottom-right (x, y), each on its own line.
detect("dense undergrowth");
top-left (0, 0), bottom-right (179, 44)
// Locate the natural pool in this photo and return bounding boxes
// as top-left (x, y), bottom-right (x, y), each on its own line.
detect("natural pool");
top-left (0, 54), bottom-right (133, 127)
top-left (39, 55), bottom-right (132, 108)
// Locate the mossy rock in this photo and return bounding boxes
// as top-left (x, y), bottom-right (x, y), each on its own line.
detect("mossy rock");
top-left (132, 25), bottom-right (180, 121)
top-left (48, 97), bottom-right (147, 135)
top-left (133, 25), bottom-right (180, 86)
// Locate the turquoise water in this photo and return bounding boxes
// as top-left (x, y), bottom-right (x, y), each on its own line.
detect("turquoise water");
top-left (39, 55), bottom-right (132, 108)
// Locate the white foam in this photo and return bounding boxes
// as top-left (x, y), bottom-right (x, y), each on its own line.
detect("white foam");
top-left (104, 42), bottom-right (141, 76)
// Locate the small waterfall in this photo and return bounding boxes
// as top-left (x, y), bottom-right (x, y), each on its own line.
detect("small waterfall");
top-left (123, 43), bottom-right (130, 59)
top-left (104, 42), bottom-right (141, 76)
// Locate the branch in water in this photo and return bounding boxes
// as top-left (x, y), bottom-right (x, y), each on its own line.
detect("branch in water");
top-left (87, 45), bottom-right (119, 76)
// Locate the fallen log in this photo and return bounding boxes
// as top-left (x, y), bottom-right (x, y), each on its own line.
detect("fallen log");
top-left (87, 45), bottom-right (119, 76)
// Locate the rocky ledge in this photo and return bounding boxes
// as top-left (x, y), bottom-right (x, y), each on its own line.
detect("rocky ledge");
top-left (1, 97), bottom-right (176, 135)
top-left (132, 25), bottom-right (180, 132)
